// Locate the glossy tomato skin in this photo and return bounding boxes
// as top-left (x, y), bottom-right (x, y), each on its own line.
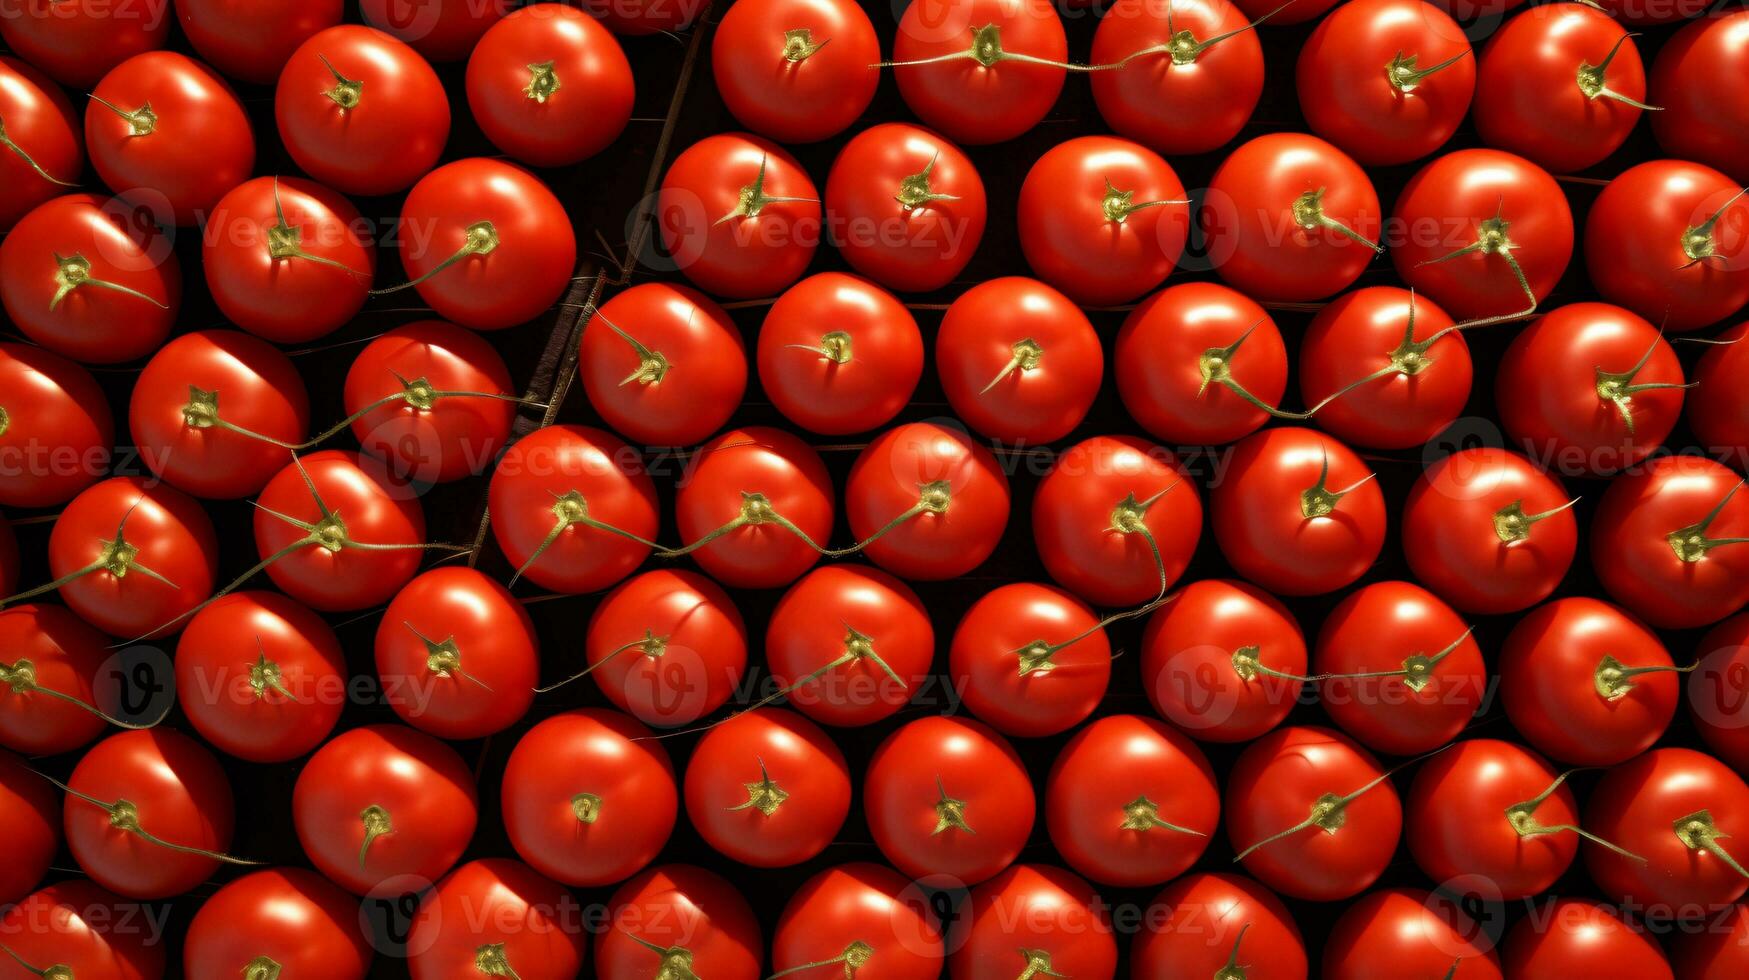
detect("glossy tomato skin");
top-left (1407, 738), bottom-right (1581, 900)
top-left (1585, 161), bottom-right (1749, 332)
top-left (1585, 748), bottom-right (1749, 913)
top-left (579, 569), bottom-right (748, 728)
top-left (773, 863), bottom-right (945, 979)
top-left (675, 426), bottom-right (833, 588)
top-left (360, 0), bottom-right (509, 62)
top-left (185, 867), bottom-right (370, 980)
top-left (758, 273), bottom-right (923, 434)
top-left (51, 476), bottom-right (218, 639)
top-left (684, 708), bottom-right (850, 867)
top-left (0, 0), bottom-right (169, 88)
top-left (659, 132), bottom-right (820, 299)
top-left (713, 0), bottom-right (880, 143)
top-left (0, 880), bottom-right (167, 980)
top-left (889, 0), bottom-right (1068, 145)
top-left (845, 422), bottom-right (1011, 580)
top-left (174, 592), bottom-right (345, 763)
top-left (1323, 888), bottom-right (1503, 979)
top-left (580, 282), bottom-right (748, 446)
top-left (1687, 321), bottom-right (1749, 456)
top-left (1691, 614), bottom-right (1749, 775)
top-left (1142, 578), bottom-right (1308, 742)
top-left (1090, 0), bottom-right (1264, 157)
top-left (1502, 898), bottom-right (1673, 978)
top-left (502, 708), bottom-right (676, 887)
top-left (1131, 872), bottom-right (1308, 980)
top-left (0, 605), bottom-right (113, 755)
top-left (275, 25), bottom-right (450, 197)
top-left (0, 749), bottom-right (58, 904)
top-left (0, 193), bottom-right (179, 364)
top-left (1299, 286), bottom-right (1469, 450)
top-left (597, 865), bottom-right (761, 980)
top-left (176, 0), bottom-right (344, 84)
top-left (1671, 903), bottom-right (1749, 977)
top-left (949, 582), bottom-right (1111, 738)
top-left (376, 567), bottom-right (537, 739)
top-left (864, 715), bottom-right (1035, 886)
top-left (936, 277), bottom-right (1102, 444)
top-left (1115, 282), bottom-right (1286, 445)
top-left (0, 342), bottom-right (113, 507)
top-left (1651, 12), bottom-right (1749, 185)
top-left (947, 864), bottom-right (1117, 980)
top-left (408, 859), bottom-right (585, 980)
top-left (0, 56), bottom-right (82, 231)
top-left (467, 4), bottom-right (634, 166)
top-left (766, 564), bottom-right (934, 727)
top-left (1592, 454), bottom-right (1749, 629)
top-left (823, 122), bottom-right (986, 293)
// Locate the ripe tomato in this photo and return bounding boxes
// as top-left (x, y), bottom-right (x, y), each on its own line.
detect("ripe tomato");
top-left (864, 715), bottom-right (1034, 886)
top-left (581, 0), bottom-right (706, 34)
top-left (202, 176), bottom-right (375, 344)
top-left (1142, 578), bottom-right (1308, 742)
top-left (888, 0), bottom-right (1069, 145)
top-left (683, 708), bottom-right (850, 867)
top-left (1296, 0), bottom-right (1474, 166)
top-left (844, 421), bottom-right (1011, 580)
top-left (1205, 133), bottom-right (1384, 301)
top-left (580, 282), bottom-right (747, 447)
top-left (1691, 613), bottom-right (1749, 774)
top-left (675, 426), bottom-right (833, 588)
top-left (1115, 282), bottom-right (1287, 445)
top-left (823, 122), bottom-right (987, 293)
top-left (503, 708), bottom-right (676, 887)
top-left (765, 564), bottom-right (934, 727)
top-left (0, 880), bottom-right (166, 980)
top-left (176, 0), bottom-right (344, 84)
top-left (0, 604), bottom-right (114, 755)
top-left (1046, 714), bottom-right (1218, 887)
top-left (1133, 873), bottom-right (1307, 979)
top-left (488, 423), bottom-right (658, 593)
top-left (576, 569), bottom-right (748, 728)
top-left (1402, 447), bottom-right (1576, 614)
top-left (1687, 320), bottom-right (1749, 456)
top-left (1651, 11), bottom-right (1749, 185)
top-left (758, 272), bottom-right (922, 434)
top-left (275, 25), bottom-right (450, 197)
top-left (0, 0), bottom-right (169, 88)
top-left (1323, 888), bottom-right (1503, 979)
top-left (772, 863), bottom-right (944, 979)
top-left (936, 277), bottom-right (1102, 444)
top-left (1672, 903), bottom-right (1749, 977)
top-left (0, 342), bottom-right (112, 507)
top-left (1391, 148), bottom-right (1573, 323)
top-left (174, 591), bottom-right (345, 763)
top-left (659, 132), bottom-right (819, 299)
top-left (1585, 161), bottom-right (1749, 332)
top-left (1592, 454), bottom-right (1749, 629)
top-left (408, 859), bottom-right (585, 980)
top-left (467, 4), bottom-right (633, 167)
top-left (360, 0), bottom-right (508, 62)
top-left (713, 0), bottom-right (881, 143)
top-left (1585, 748), bottom-right (1749, 914)
top-left (0, 193), bottom-right (179, 364)
top-left (947, 864), bottom-right (1117, 980)
top-left (1502, 898), bottom-right (1672, 978)
top-left (376, 567), bottom-right (537, 740)
top-left (949, 582), bottom-right (1110, 737)
top-left (1090, 0), bottom-right (1265, 157)
top-left (1299, 286), bottom-right (1469, 450)
top-left (0, 748), bottom-right (58, 904)
top-left (598, 864), bottom-right (760, 980)
top-left (46, 477), bottom-right (217, 639)
top-left (185, 867), bottom-right (370, 980)
top-left (0, 56), bottom-right (81, 231)
top-left (1017, 136), bottom-right (1188, 306)
top-left (64, 728), bottom-right (236, 898)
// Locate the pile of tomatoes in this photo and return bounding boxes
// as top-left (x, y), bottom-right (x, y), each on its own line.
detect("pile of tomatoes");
top-left (4, 0), bottom-right (1749, 976)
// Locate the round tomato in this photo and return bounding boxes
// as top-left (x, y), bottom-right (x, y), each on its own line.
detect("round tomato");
top-left (1592, 454), bottom-right (1749, 629)
top-left (674, 426), bottom-right (833, 588)
top-left (579, 282), bottom-right (747, 447)
top-left (176, 0), bottom-right (344, 84)
top-left (772, 862), bottom-right (945, 979)
top-left (1502, 898), bottom-right (1672, 978)
top-left (185, 867), bottom-right (370, 980)
top-left (713, 0), bottom-right (880, 143)
top-left (1142, 578), bottom-right (1308, 742)
top-left (0, 880), bottom-right (166, 980)
top-left (1672, 903), bottom-right (1749, 977)
top-left (0, 604), bottom-right (115, 755)
top-left (1691, 613), bottom-right (1749, 774)
top-left (1323, 888), bottom-right (1503, 979)
top-left (949, 581), bottom-right (1111, 737)
top-left (360, 0), bottom-right (508, 62)
top-left (1651, 11), bottom-right (1749, 185)
top-left (0, 341), bottom-right (112, 507)
top-left (376, 566), bottom-right (537, 739)
top-left (1131, 872), bottom-right (1308, 980)
top-left (758, 272), bottom-right (923, 434)
top-left (1090, 0), bottom-right (1265, 157)
top-left (1688, 321), bottom-right (1749, 456)
top-left (936, 276), bottom-right (1102, 444)
top-left (684, 707), bottom-right (850, 867)
top-left (658, 132), bottom-right (819, 299)
top-left (574, 568), bottom-right (748, 728)
top-left (45, 476), bottom-right (217, 639)
top-left (1585, 748), bottom-right (1749, 914)
top-left (597, 865), bottom-right (760, 980)
top-left (947, 865), bottom-right (1116, 980)
top-left (408, 859), bottom-right (585, 980)
top-left (467, 4), bottom-right (634, 166)
top-left (0, 748), bottom-right (58, 904)
top-left (1115, 282), bottom-right (1287, 445)
top-left (888, 0), bottom-right (1070, 145)
top-left (0, 56), bottom-right (81, 231)
top-left (765, 564), bottom-right (934, 727)
top-left (823, 122), bottom-right (986, 293)
top-left (0, 0), bottom-right (169, 88)
top-left (844, 421), bottom-right (1011, 580)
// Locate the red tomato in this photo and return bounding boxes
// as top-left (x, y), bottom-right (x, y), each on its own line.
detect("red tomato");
top-left (772, 862), bottom-right (945, 979)
top-left (1299, 286), bottom-right (1470, 450)
top-left (1391, 148), bottom-right (1574, 323)
top-left (408, 859), bottom-right (585, 980)
top-left (0, 880), bottom-right (166, 980)
top-left (1402, 446), bottom-right (1576, 614)
top-left (1323, 888), bottom-right (1503, 979)
top-left (844, 421), bottom-right (1011, 580)
top-left (1115, 282), bottom-right (1287, 445)
top-left (659, 132), bottom-right (820, 299)
top-left (758, 272), bottom-right (923, 434)
top-left (1134, 874), bottom-right (1308, 979)
top-left (502, 708), bottom-right (675, 887)
top-left (765, 564), bottom-right (934, 727)
top-left (202, 175), bottom-right (375, 344)
top-left (674, 426), bottom-right (833, 588)
top-left (576, 569), bottom-right (748, 728)
top-left (1687, 321), bottom-right (1749, 456)
top-left (1046, 714), bottom-right (1218, 887)
top-left (0, 0), bottom-right (169, 88)
top-left (1142, 578), bottom-right (1309, 742)
top-left (1691, 613), bottom-right (1749, 774)
top-left (1205, 133), bottom-right (1384, 301)
top-left (1585, 748), bottom-right (1749, 913)
top-left (0, 604), bottom-right (114, 755)
top-left (1090, 0), bottom-right (1265, 157)
top-left (174, 591), bottom-right (345, 763)
top-left (65, 729), bottom-right (235, 898)
top-left (713, 0), bottom-right (881, 143)
top-left (376, 566), bottom-right (537, 739)
top-left (1651, 12), bottom-right (1749, 185)
top-left (0, 193), bottom-right (179, 364)
top-left (0, 341), bottom-right (112, 507)
top-left (1017, 136), bottom-right (1188, 306)
top-left (936, 277), bottom-right (1103, 444)
top-left (947, 864), bottom-right (1117, 979)
top-left (1592, 454), bottom-right (1749, 628)
top-left (888, 0), bottom-right (1069, 145)
top-left (597, 864), bottom-right (760, 980)
top-left (949, 581), bottom-right (1110, 737)
top-left (864, 715), bottom-right (1034, 886)
top-left (579, 282), bottom-right (748, 446)
top-left (581, 0), bottom-right (706, 34)
top-left (360, 0), bottom-right (508, 62)
top-left (275, 25), bottom-right (450, 197)
top-left (0, 749), bottom-right (57, 904)
top-left (46, 477), bottom-right (217, 639)
top-left (1671, 903), bottom-right (1749, 977)
top-left (1585, 161), bottom-right (1749, 332)
top-left (467, 4), bottom-right (634, 166)
top-left (1502, 898), bottom-right (1672, 978)
top-left (185, 867), bottom-right (370, 980)
top-left (0, 56), bottom-right (82, 231)
top-left (684, 708), bottom-right (849, 867)
top-left (823, 122), bottom-right (987, 293)
top-left (176, 0), bottom-right (344, 84)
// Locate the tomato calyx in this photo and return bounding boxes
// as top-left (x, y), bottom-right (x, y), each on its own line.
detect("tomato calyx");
top-left (1231, 644), bottom-right (1319, 684)
top-left (264, 178), bottom-right (370, 277)
top-left (877, 23), bottom-right (1103, 73)
top-left (1493, 498), bottom-right (1581, 544)
top-left (663, 490), bottom-right (832, 556)
top-left (534, 628), bottom-right (667, 693)
top-left (402, 621), bottom-right (494, 691)
top-left (0, 656), bottom-right (171, 729)
top-left (508, 489), bottom-right (664, 587)
top-left (524, 61), bottom-right (560, 103)
top-left (303, 373), bottom-right (539, 451)
top-left (88, 93), bottom-right (157, 136)
top-left (1680, 186), bottom-right (1749, 267)
top-left (2, 499), bottom-right (183, 609)
top-left (1594, 654), bottom-right (1698, 701)
top-left (895, 153), bottom-right (960, 211)
top-left (1107, 487), bottom-right (1177, 599)
top-left (0, 945), bottom-right (73, 980)
top-left (1104, 2), bottom-right (1289, 70)
top-left (0, 115), bottom-right (80, 187)
top-left (758, 625), bottom-right (909, 708)
top-left (357, 803), bottom-right (392, 868)
top-left (1197, 322), bottom-right (1318, 420)
top-left (782, 28), bottom-right (829, 63)
top-left (589, 306), bottom-right (672, 387)
top-left (474, 943), bottom-right (522, 979)
top-left (1594, 332), bottom-right (1694, 436)
top-left (725, 757), bottom-right (789, 816)
top-left (621, 930), bottom-right (699, 979)
top-left (243, 955), bottom-right (282, 980)
top-left (1386, 50), bottom-right (1469, 95)
top-left (932, 775), bottom-right (975, 835)
top-left (572, 792), bottom-right (603, 824)
top-left (1232, 764), bottom-right (1401, 860)
top-left (1290, 188), bottom-right (1384, 253)
top-left (715, 156), bottom-right (819, 226)
top-left (1666, 479), bottom-right (1748, 562)
top-left (981, 338), bottom-right (1045, 394)
top-left (1674, 809), bottom-right (1749, 879)
top-left (43, 770), bottom-right (261, 866)
top-left (370, 221), bottom-right (501, 296)
top-left (1300, 452), bottom-right (1376, 520)
top-left (1101, 180), bottom-right (1188, 224)
top-left (249, 639), bottom-right (303, 702)
top-left (769, 940), bottom-right (875, 979)
top-left (1119, 795), bottom-right (1208, 836)
top-left (1504, 769), bottom-right (1646, 861)
top-left (1013, 947), bottom-right (1068, 980)
top-left (1213, 924), bottom-right (1250, 980)
top-left (1417, 203), bottom-right (1539, 327)
top-left (0, 405), bottom-right (8, 438)
top-left (318, 55), bottom-right (364, 110)
top-left (785, 330), bottom-right (853, 364)
top-left (49, 251), bottom-right (170, 311)
top-left (182, 386), bottom-right (301, 450)
top-left (1576, 35), bottom-right (1661, 111)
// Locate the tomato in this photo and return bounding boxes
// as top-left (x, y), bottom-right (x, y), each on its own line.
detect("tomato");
top-left (575, 569), bottom-right (748, 728)
top-left (1090, 0), bottom-right (1265, 157)
top-left (0, 193), bottom-right (179, 364)
top-left (0, 0), bottom-right (169, 88)
top-left (174, 591), bottom-right (344, 763)
top-left (0, 605), bottom-right (115, 755)
top-left (467, 4), bottom-right (634, 167)
top-left (0, 343), bottom-right (111, 508)
top-left (1205, 133), bottom-right (1384, 302)
top-left (276, 25), bottom-right (450, 197)
top-left (845, 421), bottom-right (1011, 580)
top-left (0, 880), bottom-right (166, 980)
top-left (823, 122), bottom-right (987, 293)
top-left (1672, 903), bottom-right (1749, 978)
top-left (1142, 578), bottom-right (1309, 743)
top-left (0, 749), bottom-right (57, 904)
top-left (1502, 898), bottom-right (1672, 978)
top-left (580, 282), bottom-right (748, 447)
top-left (887, 0), bottom-right (1070, 146)
top-left (1299, 286), bottom-right (1469, 450)
top-left (949, 582), bottom-right (1110, 737)
top-left (1691, 613), bottom-right (1749, 775)
top-left (765, 564), bottom-right (934, 727)
top-left (659, 132), bottom-right (819, 299)
top-left (408, 859), bottom-right (585, 980)
top-left (674, 426), bottom-right (833, 588)
top-left (1296, 0), bottom-right (1474, 166)
top-left (1391, 148), bottom-right (1574, 323)
top-left (947, 864), bottom-right (1117, 980)
top-left (1045, 714), bottom-right (1218, 887)
top-left (343, 320), bottom-right (517, 484)
top-left (581, 0), bottom-right (706, 35)
top-left (1688, 321), bottom-right (1749, 457)
top-left (1585, 0), bottom-right (1711, 29)
top-left (185, 867), bottom-right (370, 980)
top-left (488, 424), bottom-right (658, 593)
top-left (1402, 447), bottom-right (1576, 614)
top-left (376, 567), bottom-right (537, 740)
top-left (360, 0), bottom-right (508, 62)
top-left (936, 277), bottom-right (1103, 444)
top-left (1323, 888), bottom-right (1503, 979)
top-left (772, 862), bottom-right (944, 979)
top-left (1586, 161), bottom-right (1749, 333)
top-left (1131, 872), bottom-right (1308, 980)
top-left (684, 708), bottom-right (849, 867)
top-left (597, 864), bottom-right (760, 980)
top-left (713, 0), bottom-right (881, 143)
top-left (202, 175), bottom-right (375, 344)
top-left (864, 715), bottom-right (1034, 886)
top-left (1651, 12), bottom-right (1749, 185)
top-left (758, 273), bottom-right (923, 435)
top-left (0, 56), bottom-right (81, 232)
top-left (1585, 748), bottom-right (1749, 914)
top-left (1592, 454), bottom-right (1749, 629)
top-left (176, 0), bottom-right (344, 84)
